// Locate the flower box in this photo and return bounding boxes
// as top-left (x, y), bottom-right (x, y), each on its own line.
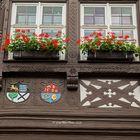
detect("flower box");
top-left (77, 31), bottom-right (137, 62)
top-left (13, 51), bottom-right (59, 60)
top-left (87, 50), bottom-right (134, 61)
top-left (1, 29), bottom-right (70, 60)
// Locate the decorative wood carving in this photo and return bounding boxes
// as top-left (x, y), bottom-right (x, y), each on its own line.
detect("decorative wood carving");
top-left (67, 76), bottom-right (78, 90)
top-left (3, 62), bottom-right (140, 74)
top-left (80, 79), bottom-right (140, 108)
top-left (67, 0), bottom-right (79, 63)
top-left (2, 0), bottom-right (10, 35)
top-left (66, 67), bottom-right (78, 90)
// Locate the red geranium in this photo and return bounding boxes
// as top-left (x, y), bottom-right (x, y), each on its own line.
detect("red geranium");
top-left (77, 31), bottom-right (137, 54)
top-left (1, 29), bottom-right (69, 53)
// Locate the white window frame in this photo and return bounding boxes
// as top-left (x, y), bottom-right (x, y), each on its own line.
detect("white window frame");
top-left (80, 4), bottom-right (108, 37)
top-left (80, 3), bottom-right (138, 60)
top-left (10, 2), bottom-right (66, 60)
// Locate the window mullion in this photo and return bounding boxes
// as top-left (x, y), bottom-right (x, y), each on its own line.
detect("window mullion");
top-left (36, 2), bottom-right (41, 34)
top-left (62, 4), bottom-right (66, 29)
top-left (107, 3), bottom-right (111, 34)
top-left (132, 4), bottom-right (138, 41)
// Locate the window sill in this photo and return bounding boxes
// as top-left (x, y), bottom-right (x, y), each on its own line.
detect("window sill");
top-left (78, 60), bottom-right (140, 63)
top-left (3, 59), bottom-right (68, 63)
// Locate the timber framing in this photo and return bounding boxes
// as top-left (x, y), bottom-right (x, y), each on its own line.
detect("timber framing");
top-left (1, 0), bottom-right (140, 139)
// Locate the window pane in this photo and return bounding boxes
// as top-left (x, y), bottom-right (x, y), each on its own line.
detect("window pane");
top-left (122, 8), bottom-right (132, 25)
top-left (43, 7), bottom-right (53, 14)
top-left (111, 7), bottom-right (121, 16)
top-left (122, 7), bottom-right (132, 16)
top-left (111, 7), bottom-right (133, 25)
top-left (53, 7), bottom-right (62, 15)
top-left (84, 7), bottom-right (94, 15)
top-left (122, 16), bottom-right (132, 25)
top-left (123, 30), bottom-right (133, 39)
top-left (112, 17), bottom-right (121, 25)
top-left (16, 6), bottom-right (36, 24)
top-left (95, 17), bottom-right (104, 24)
top-left (17, 16), bottom-right (26, 24)
top-left (84, 16), bottom-right (94, 24)
top-left (112, 30), bottom-right (122, 36)
top-left (43, 16), bottom-right (52, 24)
top-left (54, 16), bottom-right (62, 24)
top-left (84, 30), bottom-right (105, 36)
top-left (84, 7), bottom-right (105, 25)
top-left (95, 8), bottom-right (104, 16)
top-left (43, 7), bottom-right (62, 25)
top-left (28, 16), bottom-right (36, 24)
top-left (112, 30), bottom-right (134, 40)
top-left (14, 29), bottom-right (35, 35)
top-left (42, 29), bottom-right (61, 37)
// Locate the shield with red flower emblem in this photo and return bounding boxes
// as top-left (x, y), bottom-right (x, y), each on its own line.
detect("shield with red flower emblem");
top-left (40, 83), bottom-right (61, 103)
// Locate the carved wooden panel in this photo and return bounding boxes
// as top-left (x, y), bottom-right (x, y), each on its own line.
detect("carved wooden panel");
top-left (80, 78), bottom-right (140, 108)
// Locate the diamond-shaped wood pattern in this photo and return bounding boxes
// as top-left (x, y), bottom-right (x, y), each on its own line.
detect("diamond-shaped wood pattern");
top-left (80, 79), bottom-right (140, 108)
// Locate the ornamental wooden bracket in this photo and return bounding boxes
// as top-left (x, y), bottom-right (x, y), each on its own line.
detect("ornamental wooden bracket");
top-left (67, 68), bottom-right (78, 90)
top-left (67, 76), bottom-right (78, 90)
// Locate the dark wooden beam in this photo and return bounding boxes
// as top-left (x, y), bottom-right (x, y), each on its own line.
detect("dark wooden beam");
top-left (12, 0), bottom-right (67, 2)
top-left (0, 52), bottom-right (2, 91)
top-left (79, 0), bottom-right (137, 3)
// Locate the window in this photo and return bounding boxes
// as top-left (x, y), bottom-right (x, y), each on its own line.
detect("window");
top-left (10, 3), bottom-right (66, 60)
top-left (80, 3), bottom-right (138, 60)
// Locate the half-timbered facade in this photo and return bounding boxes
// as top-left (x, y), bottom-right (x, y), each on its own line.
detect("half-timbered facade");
top-left (1, 0), bottom-right (140, 140)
